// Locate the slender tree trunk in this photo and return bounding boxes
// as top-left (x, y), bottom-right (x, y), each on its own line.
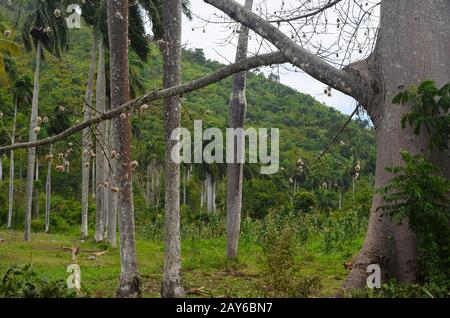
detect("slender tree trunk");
top-left (183, 167), bottom-right (187, 206)
top-left (206, 171), bottom-right (216, 213)
top-left (7, 98), bottom-right (18, 229)
top-left (0, 156), bottom-right (2, 181)
top-left (107, 0), bottom-right (141, 297)
top-left (107, 120), bottom-right (117, 247)
top-left (82, 35), bottom-right (98, 239)
top-left (343, 0), bottom-right (450, 290)
top-left (226, 0), bottom-right (252, 259)
top-left (45, 145), bottom-right (52, 233)
top-left (161, 0), bottom-right (184, 298)
top-left (24, 40), bottom-right (42, 241)
top-left (146, 163), bottom-right (152, 207)
top-left (95, 38), bottom-right (107, 242)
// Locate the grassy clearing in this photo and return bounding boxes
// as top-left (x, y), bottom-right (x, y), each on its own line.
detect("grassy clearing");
top-left (0, 229), bottom-right (362, 298)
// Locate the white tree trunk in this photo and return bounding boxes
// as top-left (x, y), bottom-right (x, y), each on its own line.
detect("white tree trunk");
top-left (45, 145), bottom-right (52, 233)
top-left (95, 38), bottom-right (107, 242)
top-left (106, 120), bottom-right (117, 247)
top-left (7, 99), bottom-right (18, 229)
top-left (226, 0), bottom-right (253, 258)
top-left (24, 40), bottom-right (42, 241)
top-left (82, 35), bottom-right (98, 239)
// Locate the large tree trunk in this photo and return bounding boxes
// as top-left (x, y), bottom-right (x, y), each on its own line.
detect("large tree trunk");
top-left (82, 35), bottom-right (98, 239)
top-left (45, 145), bottom-right (52, 233)
top-left (24, 40), bottom-right (42, 241)
top-left (95, 38), bottom-right (107, 242)
top-left (343, 0), bottom-right (450, 290)
top-left (161, 0), bottom-right (184, 298)
top-left (7, 98), bottom-right (18, 229)
top-left (226, 0), bottom-right (252, 259)
top-left (107, 0), bottom-right (141, 298)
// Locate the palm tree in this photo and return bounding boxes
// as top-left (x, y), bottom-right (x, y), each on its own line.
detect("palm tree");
top-left (226, 0), bottom-right (253, 259)
top-left (0, 16), bottom-right (20, 83)
top-left (106, 0), bottom-right (142, 298)
top-left (7, 76), bottom-right (33, 230)
top-left (79, 0), bottom-right (151, 242)
top-left (22, 0), bottom-right (69, 241)
top-left (44, 107), bottom-right (70, 232)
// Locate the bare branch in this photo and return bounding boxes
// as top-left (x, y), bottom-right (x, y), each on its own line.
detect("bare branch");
top-left (204, 0), bottom-right (375, 103)
top-left (0, 51), bottom-right (287, 154)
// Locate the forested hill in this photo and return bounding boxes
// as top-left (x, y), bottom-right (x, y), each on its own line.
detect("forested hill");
top-left (0, 18), bottom-right (375, 219)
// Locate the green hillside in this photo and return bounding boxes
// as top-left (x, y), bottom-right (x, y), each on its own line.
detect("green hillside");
top-left (0, 17), bottom-right (375, 224)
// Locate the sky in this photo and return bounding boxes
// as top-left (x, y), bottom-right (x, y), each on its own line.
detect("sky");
top-left (181, 0), bottom-right (361, 115)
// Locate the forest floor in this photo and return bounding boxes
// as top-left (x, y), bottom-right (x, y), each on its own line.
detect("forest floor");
top-left (0, 230), bottom-right (363, 298)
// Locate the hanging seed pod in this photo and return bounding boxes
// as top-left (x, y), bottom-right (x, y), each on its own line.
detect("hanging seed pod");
top-left (82, 149), bottom-right (89, 157)
top-left (34, 127), bottom-right (41, 134)
top-left (4, 30), bottom-right (11, 37)
top-left (140, 104), bottom-right (149, 112)
top-left (88, 142), bottom-right (93, 148)
top-left (37, 116), bottom-right (43, 124)
top-left (84, 162), bottom-right (89, 168)
top-left (111, 150), bottom-right (118, 159)
top-left (68, 142), bottom-right (73, 147)
top-left (120, 113), bottom-right (127, 120)
top-left (56, 165), bottom-right (65, 173)
top-left (322, 183), bottom-right (328, 189)
top-left (289, 178), bottom-right (294, 184)
top-left (43, 116), bottom-right (49, 124)
top-left (131, 160), bottom-right (139, 170)
top-left (59, 106), bottom-right (65, 112)
top-left (111, 186), bottom-right (119, 193)
top-left (58, 153), bottom-right (64, 160)
top-left (54, 9), bottom-right (61, 18)
top-left (46, 154), bottom-right (54, 161)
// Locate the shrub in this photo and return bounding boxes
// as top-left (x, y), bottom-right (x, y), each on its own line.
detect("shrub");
top-left (0, 264), bottom-right (77, 298)
top-left (260, 212), bottom-right (321, 297)
top-left (379, 151), bottom-right (450, 284)
top-left (293, 190), bottom-right (317, 214)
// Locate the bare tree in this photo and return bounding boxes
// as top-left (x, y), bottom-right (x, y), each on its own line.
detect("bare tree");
top-left (106, 0), bottom-right (141, 297)
top-left (204, 0), bottom-right (450, 289)
top-left (226, 0), bottom-right (253, 259)
top-left (161, 0), bottom-right (185, 298)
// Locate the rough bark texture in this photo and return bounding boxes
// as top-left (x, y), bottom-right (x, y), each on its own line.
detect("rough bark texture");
top-left (161, 0), bottom-right (184, 298)
top-left (226, 0), bottom-right (252, 259)
top-left (343, 0), bottom-right (450, 290)
top-left (204, 0), bottom-right (450, 290)
top-left (24, 40), bottom-right (42, 241)
top-left (95, 38), bottom-right (106, 242)
top-left (7, 99), bottom-right (18, 229)
top-left (82, 36), bottom-right (98, 239)
top-left (107, 0), bottom-right (141, 298)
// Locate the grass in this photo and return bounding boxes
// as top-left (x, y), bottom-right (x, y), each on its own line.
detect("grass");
top-left (0, 229), bottom-right (363, 298)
